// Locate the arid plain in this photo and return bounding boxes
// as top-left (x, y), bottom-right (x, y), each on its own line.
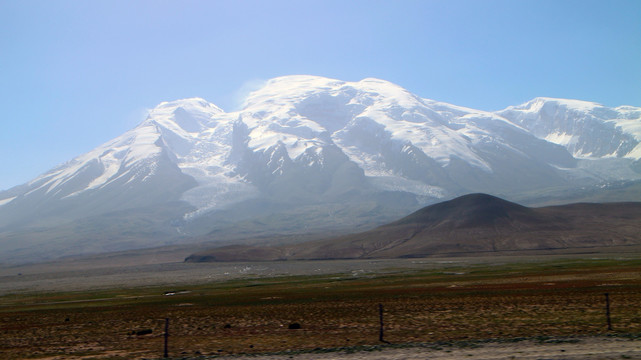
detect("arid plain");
top-left (1, 247), bottom-right (641, 359)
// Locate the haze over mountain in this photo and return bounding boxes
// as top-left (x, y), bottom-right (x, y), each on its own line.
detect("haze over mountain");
top-left (185, 193), bottom-right (641, 262)
top-left (1, 76), bottom-right (640, 263)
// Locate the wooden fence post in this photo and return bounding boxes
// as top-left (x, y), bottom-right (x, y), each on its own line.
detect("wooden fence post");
top-left (605, 293), bottom-right (613, 331)
top-left (379, 303), bottom-right (389, 343)
top-left (164, 317), bottom-right (170, 358)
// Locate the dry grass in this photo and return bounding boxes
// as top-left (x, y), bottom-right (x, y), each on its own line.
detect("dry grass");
top-left (1, 258), bottom-right (640, 359)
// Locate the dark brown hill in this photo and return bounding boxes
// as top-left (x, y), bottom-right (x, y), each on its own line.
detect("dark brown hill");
top-left (390, 193), bottom-right (560, 229)
top-left (185, 194), bottom-right (641, 262)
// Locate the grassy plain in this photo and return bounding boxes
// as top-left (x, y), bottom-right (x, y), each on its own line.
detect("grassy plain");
top-left (1, 257), bottom-right (641, 359)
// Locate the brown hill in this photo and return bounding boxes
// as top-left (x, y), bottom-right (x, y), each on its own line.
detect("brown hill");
top-left (185, 194), bottom-right (641, 262)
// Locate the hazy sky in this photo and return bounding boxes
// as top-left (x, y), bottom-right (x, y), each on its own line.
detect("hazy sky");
top-left (1, 0), bottom-right (640, 190)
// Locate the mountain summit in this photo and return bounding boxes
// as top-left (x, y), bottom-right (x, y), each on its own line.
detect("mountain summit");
top-left (1, 76), bottom-right (640, 263)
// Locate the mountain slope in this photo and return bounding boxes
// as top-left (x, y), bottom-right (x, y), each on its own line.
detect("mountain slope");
top-left (185, 194), bottom-right (641, 261)
top-left (498, 98), bottom-right (641, 179)
top-left (498, 98), bottom-right (641, 159)
top-left (1, 75), bottom-right (640, 263)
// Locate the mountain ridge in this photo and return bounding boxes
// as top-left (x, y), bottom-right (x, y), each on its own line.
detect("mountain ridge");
top-left (1, 75), bottom-right (640, 263)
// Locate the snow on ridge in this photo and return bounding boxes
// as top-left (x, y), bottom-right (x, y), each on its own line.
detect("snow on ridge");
top-left (241, 75), bottom-right (498, 172)
top-left (609, 111), bottom-right (641, 142)
top-left (544, 132), bottom-right (578, 147)
top-left (354, 78), bottom-right (424, 108)
top-left (141, 100), bottom-right (254, 213)
top-left (244, 75), bottom-right (424, 111)
top-left (148, 97), bottom-right (225, 135)
top-left (506, 97), bottom-right (604, 113)
top-left (10, 75), bottom-right (641, 219)
top-left (243, 75), bottom-right (345, 108)
top-left (0, 196), bottom-right (16, 207)
top-left (24, 118), bottom-right (164, 198)
top-left (155, 97), bottom-right (224, 113)
top-left (497, 97), bottom-right (641, 160)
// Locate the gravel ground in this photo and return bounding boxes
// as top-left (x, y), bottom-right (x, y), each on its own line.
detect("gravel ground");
top-left (206, 336), bottom-right (641, 360)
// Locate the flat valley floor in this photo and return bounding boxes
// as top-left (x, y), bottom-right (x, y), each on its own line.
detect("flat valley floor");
top-left (1, 249), bottom-right (641, 359)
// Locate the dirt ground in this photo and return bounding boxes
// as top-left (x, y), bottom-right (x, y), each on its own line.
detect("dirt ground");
top-left (2, 254), bottom-right (641, 359)
top-left (25, 336), bottom-right (641, 360)
top-left (211, 336), bottom-right (641, 360)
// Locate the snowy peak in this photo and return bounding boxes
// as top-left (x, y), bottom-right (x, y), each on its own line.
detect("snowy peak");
top-left (23, 121), bottom-right (162, 200)
top-left (3, 76), bottom-right (641, 235)
top-left (2, 75), bottom-right (641, 263)
top-left (14, 77), bottom-right (639, 216)
top-left (242, 75), bottom-right (501, 174)
top-left (150, 97), bottom-right (224, 133)
top-left (498, 97), bottom-right (641, 159)
top-left (10, 98), bottom-right (225, 205)
top-left (513, 97), bottom-right (604, 113)
top-left (244, 75), bottom-right (425, 116)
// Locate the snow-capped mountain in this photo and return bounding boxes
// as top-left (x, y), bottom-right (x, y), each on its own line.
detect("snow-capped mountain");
top-left (497, 97), bottom-right (641, 179)
top-left (498, 98), bottom-right (641, 160)
top-left (1, 75), bottom-right (639, 262)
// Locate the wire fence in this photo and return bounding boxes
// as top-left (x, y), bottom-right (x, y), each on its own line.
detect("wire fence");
top-left (146, 290), bottom-right (638, 358)
top-left (1, 287), bottom-right (640, 359)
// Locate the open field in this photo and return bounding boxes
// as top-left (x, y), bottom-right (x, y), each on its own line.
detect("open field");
top-left (1, 254), bottom-right (641, 359)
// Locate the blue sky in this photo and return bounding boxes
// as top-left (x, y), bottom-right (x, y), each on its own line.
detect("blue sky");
top-left (1, 0), bottom-right (640, 190)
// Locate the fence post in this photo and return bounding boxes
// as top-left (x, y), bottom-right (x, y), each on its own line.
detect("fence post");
top-left (379, 303), bottom-right (389, 343)
top-left (605, 293), bottom-right (613, 331)
top-left (164, 317), bottom-right (170, 358)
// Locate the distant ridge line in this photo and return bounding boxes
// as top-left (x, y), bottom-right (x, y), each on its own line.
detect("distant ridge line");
top-left (186, 193), bottom-right (641, 262)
